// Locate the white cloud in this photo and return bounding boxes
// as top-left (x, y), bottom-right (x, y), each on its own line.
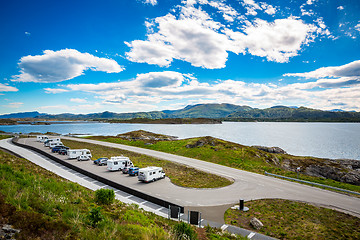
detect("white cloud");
top-left (143, 0), bottom-right (157, 6)
top-left (43, 68), bottom-right (360, 112)
top-left (25, 32), bottom-right (31, 36)
top-left (126, 3), bottom-right (324, 68)
top-left (44, 88), bottom-right (70, 94)
top-left (284, 60), bottom-right (360, 78)
top-left (337, 6), bottom-right (344, 10)
top-left (12, 49), bottom-right (124, 83)
top-left (0, 83), bottom-right (18, 93)
top-left (4, 102), bottom-right (23, 108)
top-left (70, 98), bottom-right (87, 103)
top-left (355, 23), bottom-right (360, 32)
top-left (241, 0), bottom-right (262, 16)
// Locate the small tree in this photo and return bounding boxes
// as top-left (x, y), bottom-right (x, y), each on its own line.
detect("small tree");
top-left (95, 189), bottom-right (115, 205)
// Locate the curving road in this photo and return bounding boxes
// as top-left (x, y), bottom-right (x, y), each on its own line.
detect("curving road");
top-left (57, 136), bottom-right (360, 217)
top-left (3, 136), bottom-right (360, 219)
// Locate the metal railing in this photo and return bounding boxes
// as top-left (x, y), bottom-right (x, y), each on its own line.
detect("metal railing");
top-left (264, 171), bottom-right (360, 196)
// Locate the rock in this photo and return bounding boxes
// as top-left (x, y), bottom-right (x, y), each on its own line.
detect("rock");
top-left (250, 217), bottom-right (263, 230)
top-left (252, 146), bottom-right (287, 154)
top-left (0, 224), bottom-right (20, 239)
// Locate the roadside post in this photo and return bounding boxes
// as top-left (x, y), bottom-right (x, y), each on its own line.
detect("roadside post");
top-left (239, 199), bottom-right (249, 211)
top-left (296, 167), bottom-right (301, 178)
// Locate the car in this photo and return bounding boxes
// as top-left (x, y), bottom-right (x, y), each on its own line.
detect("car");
top-left (77, 155), bottom-right (91, 161)
top-left (94, 158), bottom-right (108, 166)
top-left (122, 167), bottom-right (130, 174)
top-left (128, 167), bottom-right (139, 176)
top-left (58, 149), bottom-right (68, 155)
top-left (51, 146), bottom-right (69, 153)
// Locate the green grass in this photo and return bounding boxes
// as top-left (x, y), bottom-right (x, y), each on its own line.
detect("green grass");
top-left (0, 135), bottom-right (11, 140)
top-left (87, 135), bottom-right (360, 193)
top-left (0, 149), bottom-right (243, 240)
top-left (224, 199), bottom-right (360, 240)
top-left (62, 139), bottom-right (233, 189)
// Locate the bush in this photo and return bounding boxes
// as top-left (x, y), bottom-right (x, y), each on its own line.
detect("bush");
top-left (173, 222), bottom-right (197, 240)
top-left (95, 189), bottom-right (115, 205)
top-left (88, 207), bottom-right (103, 227)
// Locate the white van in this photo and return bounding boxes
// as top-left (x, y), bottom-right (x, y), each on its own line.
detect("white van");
top-left (44, 138), bottom-right (61, 147)
top-left (138, 167), bottom-right (165, 183)
top-left (68, 149), bottom-right (92, 159)
top-left (37, 135), bottom-right (48, 142)
top-left (49, 141), bottom-right (63, 148)
top-left (107, 156), bottom-right (133, 171)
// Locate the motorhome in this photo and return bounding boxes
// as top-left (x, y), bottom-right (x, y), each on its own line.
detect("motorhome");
top-left (68, 149), bottom-right (92, 159)
top-left (107, 156), bottom-right (133, 171)
top-left (138, 167), bottom-right (165, 183)
top-left (37, 135), bottom-right (48, 142)
top-left (44, 138), bottom-right (61, 147)
top-left (49, 141), bottom-right (63, 149)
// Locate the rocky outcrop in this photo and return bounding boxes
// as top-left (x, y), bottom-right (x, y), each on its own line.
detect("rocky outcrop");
top-left (117, 130), bottom-right (178, 142)
top-left (186, 137), bottom-right (217, 148)
top-left (0, 224), bottom-right (20, 239)
top-left (281, 158), bottom-right (360, 186)
top-left (252, 145), bottom-right (287, 154)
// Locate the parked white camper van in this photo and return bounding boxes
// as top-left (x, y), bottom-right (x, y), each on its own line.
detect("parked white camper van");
top-left (138, 167), bottom-right (165, 183)
top-left (49, 141), bottom-right (63, 148)
top-left (68, 149), bottom-right (92, 159)
top-left (37, 135), bottom-right (48, 142)
top-left (44, 138), bottom-right (61, 147)
top-left (107, 156), bottom-right (133, 171)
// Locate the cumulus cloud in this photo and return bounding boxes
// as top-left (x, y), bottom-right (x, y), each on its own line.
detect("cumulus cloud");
top-left (12, 49), bottom-right (124, 83)
top-left (43, 69), bottom-right (360, 111)
top-left (0, 83), bottom-right (18, 93)
top-left (125, 2), bottom-right (325, 68)
top-left (284, 60), bottom-right (360, 78)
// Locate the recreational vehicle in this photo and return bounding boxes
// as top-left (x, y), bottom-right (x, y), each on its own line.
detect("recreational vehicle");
top-left (68, 149), bottom-right (92, 159)
top-left (107, 156), bottom-right (133, 171)
top-left (44, 138), bottom-right (61, 147)
top-left (49, 141), bottom-right (64, 148)
top-left (138, 167), bottom-right (165, 183)
top-left (37, 135), bottom-right (48, 142)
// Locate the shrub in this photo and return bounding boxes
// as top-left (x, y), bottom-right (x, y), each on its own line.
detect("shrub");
top-left (173, 222), bottom-right (197, 240)
top-left (88, 207), bottom-right (103, 227)
top-left (95, 189), bottom-right (115, 205)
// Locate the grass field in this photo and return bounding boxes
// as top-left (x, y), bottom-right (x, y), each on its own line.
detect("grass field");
top-left (62, 139), bottom-right (233, 189)
top-left (0, 149), bottom-right (246, 240)
top-left (224, 199), bottom-right (360, 240)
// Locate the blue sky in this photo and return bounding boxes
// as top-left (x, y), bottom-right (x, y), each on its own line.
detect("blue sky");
top-left (1, 0), bottom-right (360, 114)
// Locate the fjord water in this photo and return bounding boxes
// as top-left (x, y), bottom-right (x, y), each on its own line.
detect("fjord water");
top-left (1, 122), bottom-right (359, 160)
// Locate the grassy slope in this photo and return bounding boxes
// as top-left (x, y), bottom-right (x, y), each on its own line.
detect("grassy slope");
top-left (88, 135), bottom-right (360, 193)
top-left (0, 149), bottom-right (245, 240)
top-left (225, 199), bottom-right (360, 240)
top-left (62, 139), bottom-right (233, 189)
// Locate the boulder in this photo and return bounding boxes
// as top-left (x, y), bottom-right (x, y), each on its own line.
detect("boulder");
top-left (252, 146), bottom-right (287, 154)
top-left (250, 217), bottom-right (264, 230)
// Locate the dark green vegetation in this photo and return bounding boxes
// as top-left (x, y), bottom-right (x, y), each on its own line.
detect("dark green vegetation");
top-left (62, 139), bottom-right (233, 189)
top-left (89, 132), bottom-right (360, 193)
top-left (107, 118), bottom-right (222, 124)
top-left (0, 149), bottom-right (243, 240)
top-left (0, 135), bottom-right (11, 140)
top-left (224, 199), bottom-right (360, 240)
top-left (95, 189), bottom-right (115, 205)
top-left (1, 103), bottom-right (359, 122)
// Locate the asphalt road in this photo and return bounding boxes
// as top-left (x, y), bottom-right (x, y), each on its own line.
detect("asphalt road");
top-left (57, 136), bottom-right (360, 218)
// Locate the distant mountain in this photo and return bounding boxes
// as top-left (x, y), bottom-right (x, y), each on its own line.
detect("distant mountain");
top-left (1, 104), bottom-right (360, 122)
top-left (0, 111), bottom-right (47, 119)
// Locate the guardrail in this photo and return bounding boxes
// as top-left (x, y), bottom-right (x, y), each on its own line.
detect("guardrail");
top-left (12, 137), bottom-right (184, 212)
top-left (264, 171), bottom-right (360, 196)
